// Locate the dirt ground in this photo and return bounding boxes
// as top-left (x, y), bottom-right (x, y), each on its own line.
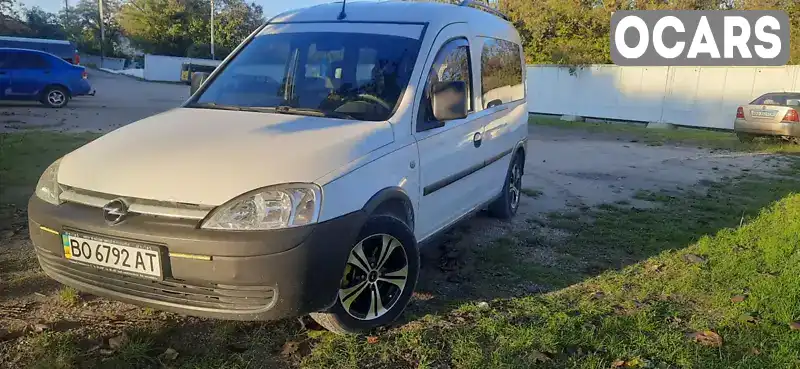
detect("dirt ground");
top-left (0, 119), bottom-right (783, 367)
top-left (0, 70), bottom-right (188, 133)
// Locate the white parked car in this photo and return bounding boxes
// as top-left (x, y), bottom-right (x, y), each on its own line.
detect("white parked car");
top-left (28, 0), bottom-right (528, 333)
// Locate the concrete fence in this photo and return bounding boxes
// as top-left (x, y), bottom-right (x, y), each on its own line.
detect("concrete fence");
top-left (143, 54), bottom-right (221, 82)
top-left (80, 54), bottom-right (126, 70)
top-left (527, 65), bottom-right (800, 130)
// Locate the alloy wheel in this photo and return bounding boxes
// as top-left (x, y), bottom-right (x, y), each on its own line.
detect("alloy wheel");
top-left (509, 161), bottom-right (522, 210)
top-left (48, 90), bottom-right (65, 106)
top-left (338, 234), bottom-right (409, 321)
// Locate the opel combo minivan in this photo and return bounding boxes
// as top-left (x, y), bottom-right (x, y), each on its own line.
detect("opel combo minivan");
top-left (28, 0), bottom-right (528, 333)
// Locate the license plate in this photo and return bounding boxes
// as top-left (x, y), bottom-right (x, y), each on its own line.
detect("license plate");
top-left (61, 232), bottom-right (163, 279)
top-left (751, 110), bottom-right (777, 117)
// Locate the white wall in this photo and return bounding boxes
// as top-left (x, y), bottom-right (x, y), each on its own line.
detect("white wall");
top-left (80, 54), bottom-right (126, 70)
top-left (527, 65), bottom-right (800, 129)
top-left (143, 54), bottom-right (221, 82)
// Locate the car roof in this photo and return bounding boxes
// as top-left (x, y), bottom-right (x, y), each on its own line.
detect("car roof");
top-left (272, 1), bottom-right (520, 42)
top-left (759, 92), bottom-right (800, 95)
top-left (0, 36), bottom-right (72, 45)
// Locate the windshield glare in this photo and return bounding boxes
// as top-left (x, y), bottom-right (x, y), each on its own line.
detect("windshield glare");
top-left (192, 32), bottom-right (421, 121)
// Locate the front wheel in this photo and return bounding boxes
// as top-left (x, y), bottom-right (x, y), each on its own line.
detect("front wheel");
top-left (488, 152), bottom-right (523, 219)
top-left (310, 215), bottom-right (419, 334)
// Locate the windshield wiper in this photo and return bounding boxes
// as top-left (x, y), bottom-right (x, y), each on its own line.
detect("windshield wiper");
top-left (188, 103), bottom-right (356, 120)
top-left (187, 102), bottom-right (249, 111)
top-left (271, 106), bottom-right (356, 120)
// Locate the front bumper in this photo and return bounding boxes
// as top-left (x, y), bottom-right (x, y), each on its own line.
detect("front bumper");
top-left (28, 196), bottom-right (365, 320)
top-left (734, 119), bottom-right (800, 137)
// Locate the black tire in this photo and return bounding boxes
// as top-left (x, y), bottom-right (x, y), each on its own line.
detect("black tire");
top-left (488, 152), bottom-right (524, 219)
top-left (310, 215), bottom-right (419, 334)
top-left (737, 132), bottom-right (757, 143)
top-left (41, 86), bottom-right (69, 108)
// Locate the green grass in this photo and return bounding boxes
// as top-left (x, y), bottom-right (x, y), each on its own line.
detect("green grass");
top-left (304, 159), bottom-right (800, 368)
top-left (530, 116), bottom-right (800, 153)
top-left (28, 332), bottom-right (80, 369)
top-left (6, 132), bottom-right (800, 368)
top-left (58, 286), bottom-right (80, 306)
top-left (0, 132), bottom-right (100, 228)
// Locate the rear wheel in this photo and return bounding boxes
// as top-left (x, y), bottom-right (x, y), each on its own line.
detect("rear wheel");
top-left (310, 215), bottom-right (419, 334)
top-left (41, 86), bottom-right (69, 108)
top-left (736, 132), bottom-right (757, 143)
top-left (488, 152), bottom-right (523, 219)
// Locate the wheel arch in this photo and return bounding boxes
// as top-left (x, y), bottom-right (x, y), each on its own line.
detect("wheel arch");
top-left (42, 83), bottom-right (72, 98)
top-left (513, 139), bottom-right (526, 173)
top-left (362, 187), bottom-right (415, 231)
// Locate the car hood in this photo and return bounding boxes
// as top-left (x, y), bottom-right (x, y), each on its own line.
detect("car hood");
top-left (57, 108), bottom-right (394, 206)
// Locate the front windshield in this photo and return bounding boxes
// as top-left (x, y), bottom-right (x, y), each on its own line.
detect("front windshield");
top-left (191, 31), bottom-right (422, 121)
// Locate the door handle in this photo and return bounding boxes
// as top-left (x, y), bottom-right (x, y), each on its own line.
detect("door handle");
top-left (473, 132), bottom-right (482, 148)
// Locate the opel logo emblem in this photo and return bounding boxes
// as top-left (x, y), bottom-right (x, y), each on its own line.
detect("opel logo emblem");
top-left (103, 199), bottom-right (129, 225)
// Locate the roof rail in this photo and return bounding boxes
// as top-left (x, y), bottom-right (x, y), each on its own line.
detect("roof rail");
top-left (458, 0), bottom-right (509, 21)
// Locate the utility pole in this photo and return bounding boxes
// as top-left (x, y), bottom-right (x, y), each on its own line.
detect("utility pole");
top-left (210, 0), bottom-right (215, 60)
top-left (98, 0), bottom-right (106, 67)
top-left (63, 0), bottom-right (69, 28)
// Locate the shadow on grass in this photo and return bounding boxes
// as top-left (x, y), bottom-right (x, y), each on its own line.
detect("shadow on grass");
top-left (402, 158), bottom-right (800, 315)
top-left (304, 158), bottom-right (800, 369)
top-left (15, 316), bottom-right (305, 369)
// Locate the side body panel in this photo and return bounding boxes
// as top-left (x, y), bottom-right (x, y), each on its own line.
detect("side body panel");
top-left (317, 135), bottom-right (420, 226)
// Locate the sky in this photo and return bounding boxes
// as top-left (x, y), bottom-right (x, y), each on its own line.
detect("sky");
top-left (21, 0), bottom-right (334, 17)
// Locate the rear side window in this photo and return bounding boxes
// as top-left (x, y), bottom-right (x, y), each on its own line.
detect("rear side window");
top-left (419, 38), bottom-right (473, 125)
top-left (750, 93), bottom-right (800, 107)
top-left (6, 52), bottom-right (50, 69)
top-left (480, 38), bottom-right (524, 108)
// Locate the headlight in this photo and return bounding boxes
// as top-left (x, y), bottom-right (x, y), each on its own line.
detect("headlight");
top-left (201, 184), bottom-right (321, 230)
top-left (35, 158), bottom-right (62, 205)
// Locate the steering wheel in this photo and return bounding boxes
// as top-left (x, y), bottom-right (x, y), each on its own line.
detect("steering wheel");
top-left (355, 94), bottom-right (392, 111)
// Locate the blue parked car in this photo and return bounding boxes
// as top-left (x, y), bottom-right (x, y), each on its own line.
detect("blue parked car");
top-left (0, 48), bottom-right (95, 108)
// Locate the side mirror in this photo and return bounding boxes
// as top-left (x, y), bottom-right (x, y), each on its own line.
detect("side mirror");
top-left (431, 80), bottom-right (468, 122)
top-left (190, 72), bottom-right (211, 95)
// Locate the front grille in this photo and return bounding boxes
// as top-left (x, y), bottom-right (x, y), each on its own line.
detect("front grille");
top-left (37, 250), bottom-right (274, 312)
top-left (58, 186), bottom-right (213, 220)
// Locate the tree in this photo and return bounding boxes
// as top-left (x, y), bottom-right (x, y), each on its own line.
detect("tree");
top-left (119, 0), bottom-right (263, 58)
top-left (61, 0), bottom-right (124, 56)
top-left (0, 0), bottom-right (32, 36)
top-left (118, 0), bottom-right (201, 56)
top-left (23, 7), bottom-right (67, 39)
top-left (0, 0), bottom-right (14, 17)
top-left (212, 0), bottom-right (263, 55)
top-left (500, 0), bottom-right (611, 66)
top-left (497, 0), bottom-right (800, 67)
